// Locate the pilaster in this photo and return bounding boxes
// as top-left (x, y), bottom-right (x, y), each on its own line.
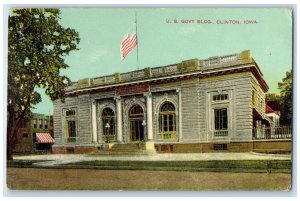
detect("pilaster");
top-left (176, 88), bottom-right (183, 141)
top-left (115, 96), bottom-right (123, 143)
top-left (91, 99), bottom-right (97, 143)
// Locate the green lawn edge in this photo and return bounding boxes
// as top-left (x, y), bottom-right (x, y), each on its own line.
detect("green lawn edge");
top-left (7, 159), bottom-right (291, 173)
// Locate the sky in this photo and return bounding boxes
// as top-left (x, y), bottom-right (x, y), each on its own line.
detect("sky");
top-left (32, 8), bottom-right (293, 115)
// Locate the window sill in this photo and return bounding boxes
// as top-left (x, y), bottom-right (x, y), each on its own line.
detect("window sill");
top-left (66, 138), bottom-right (77, 143)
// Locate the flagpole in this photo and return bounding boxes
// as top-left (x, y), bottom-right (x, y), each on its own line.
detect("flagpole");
top-left (135, 11), bottom-right (139, 70)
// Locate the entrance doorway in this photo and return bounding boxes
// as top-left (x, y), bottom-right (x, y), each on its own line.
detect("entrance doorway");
top-left (129, 105), bottom-right (144, 141)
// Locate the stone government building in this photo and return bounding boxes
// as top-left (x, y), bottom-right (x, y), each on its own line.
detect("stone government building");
top-left (52, 50), bottom-right (291, 154)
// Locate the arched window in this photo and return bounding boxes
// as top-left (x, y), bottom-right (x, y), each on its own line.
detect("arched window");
top-left (129, 105), bottom-right (143, 116)
top-left (102, 108), bottom-right (115, 142)
top-left (159, 102), bottom-right (176, 139)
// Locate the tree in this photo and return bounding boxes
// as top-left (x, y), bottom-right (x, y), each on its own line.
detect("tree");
top-left (266, 93), bottom-right (281, 102)
top-left (7, 8), bottom-right (80, 160)
top-left (278, 70), bottom-right (292, 126)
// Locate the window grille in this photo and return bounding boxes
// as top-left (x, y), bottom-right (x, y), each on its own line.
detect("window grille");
top-left (67, 121), bottom-right (76, 138)
top-left (214, 108), bottom-right (228, 130)
top-left (39, 119), bottom-right (43, 129)
top-left (66, 110), bottom-right (75, 116)
top-left (44, 121), bottom-right (48, 129)
top-left (159, 101), bottom-right (176, 139)
top-left (213, 144), bottom-right (228, 151)
top-left (33, 119), bottom-right (37, 129)
top-left (65, 109), bottom-right (77, 142)
top-left (214, 130), bottom-right (228, 137)
top-left (213, 94), bottom-right (228, 101)
top-left (252, 90), bottom-right (256, 107)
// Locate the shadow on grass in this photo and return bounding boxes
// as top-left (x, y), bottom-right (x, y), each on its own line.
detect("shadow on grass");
top-left (7, 160), bottom-right (52, 168)
top-left (63, 160), bottom-right (291, 173)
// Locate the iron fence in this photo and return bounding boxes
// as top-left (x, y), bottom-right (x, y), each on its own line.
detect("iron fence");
top-left (253, 126), bottom-right (292, 139)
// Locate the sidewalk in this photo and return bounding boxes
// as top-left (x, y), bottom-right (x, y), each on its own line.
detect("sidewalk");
top-left (12, 152), bottom-right (291, 167)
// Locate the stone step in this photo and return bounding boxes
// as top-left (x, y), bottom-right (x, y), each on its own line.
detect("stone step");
top-left (110, 143), bottom-right (145, 152)
top-left (90, 151), bottom-right (150, 156)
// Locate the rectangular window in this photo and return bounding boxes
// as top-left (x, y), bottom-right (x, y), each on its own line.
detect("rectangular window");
top-left (66, 110), bottom-right (75, 116)
top-left (67, 121), bottom-right (76, 138)
top-left (44, 120), bottom-right (48, 129)
top-left (213, 144), bottom-right (228, 151)
top-left (65, 109), bottom-right (77, 142)
top-left (252, 90), bottom-right (256, 107)
top-left (213, 94), bottom-right (228, 101)
top-left (161, 145), bottom-right (168, 151)
top-left (169, 116), bottom-right (174, 131)
top-left (67, 147), bottom-right (75, 153)
top-left (214, 108), bottom-right (228, 130)
top-left (22, 133), bottom-right (28, 138)
top-left (33, 119), bottom-right (37, 129)
top-left (39, 119), bottom-right (43, 129)
top-left (260, 100), bottom-right (263, 114)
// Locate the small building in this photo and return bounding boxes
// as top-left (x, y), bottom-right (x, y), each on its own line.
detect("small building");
top-left (265, 101), bottom-right (280, 127)
top-left (13, 113), bottom-right (54, 153)
top-left (53, 50), bottom-right (291, 154)
top-left (31, 113), bottom-right (54, 151)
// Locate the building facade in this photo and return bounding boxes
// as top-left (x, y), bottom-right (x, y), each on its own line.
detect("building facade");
top-left (53, 50), bottom-right (291, 154)
top-left (13, 118), bottom-right (31, 153)
top-left (31, 113), bottom-right (54, 151)
top-left (265, 101), bottom-right (280, 127)
top-left (13, 113), bottom-right (54, 153)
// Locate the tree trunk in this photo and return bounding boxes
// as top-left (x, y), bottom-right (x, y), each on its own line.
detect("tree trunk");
top-left (6, 107), bottom-right (28, 161)
top-left (7, 110), bottom-right (15, 161)
top-left (7, 128), bottom-right (13, 161)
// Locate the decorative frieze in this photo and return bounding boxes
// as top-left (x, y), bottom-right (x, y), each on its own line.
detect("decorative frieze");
top-left (116, 83), bottom-right (150, 96)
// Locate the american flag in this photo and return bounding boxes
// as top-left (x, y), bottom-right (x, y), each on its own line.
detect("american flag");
top-left (121, 33), bottom-right (137, 60)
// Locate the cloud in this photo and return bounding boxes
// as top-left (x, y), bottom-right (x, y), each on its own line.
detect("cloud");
top-left (88, 49), bottom-right (108, 63)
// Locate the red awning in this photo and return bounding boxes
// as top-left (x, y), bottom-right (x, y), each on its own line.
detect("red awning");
top-left (266, 104), bottom-right (275, 113)
top-left (36, 133), bottom-right (55, 144)
top-left (253, 108), bottom-right (263, 121)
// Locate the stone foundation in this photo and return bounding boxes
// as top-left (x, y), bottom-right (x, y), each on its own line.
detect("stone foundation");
top-left (154, 140), bottom-right (291, 153)
top-left (52, 140), bottom-right (292, 154)
top-left (52, 146), bottom-right (99, 154)
top-left (253, 140), bottom-right (292, 153)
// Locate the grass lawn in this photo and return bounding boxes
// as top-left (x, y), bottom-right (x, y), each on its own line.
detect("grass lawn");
top-left (7, 159), bottom-right (291, 173)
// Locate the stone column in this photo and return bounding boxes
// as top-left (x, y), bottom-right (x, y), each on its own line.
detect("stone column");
top-left (115, 96), bottom-right (123, 143)
top-left (177, 88), bottom-right (183, 141)
top-left (145, 92), bottom-right (153, 140)
top-left (91, 100), bottom-right (98, 143)
top-left (145, 92), bottom-right (154, 150)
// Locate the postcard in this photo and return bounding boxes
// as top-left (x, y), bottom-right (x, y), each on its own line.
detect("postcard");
top-left (6, 7), bottom-right (293, 191)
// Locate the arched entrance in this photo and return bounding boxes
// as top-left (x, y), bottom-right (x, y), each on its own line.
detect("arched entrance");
top-left (129, 105), bottom-right (144, 141)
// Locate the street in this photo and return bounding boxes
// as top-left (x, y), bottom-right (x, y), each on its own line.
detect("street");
top-left (6, 167), bottom-right (291, 191)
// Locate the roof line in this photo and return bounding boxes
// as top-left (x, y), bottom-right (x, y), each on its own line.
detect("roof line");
top-left (66, 63), bottom-right (261, 95)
